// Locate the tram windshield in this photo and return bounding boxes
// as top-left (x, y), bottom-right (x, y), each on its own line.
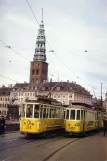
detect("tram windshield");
top-left (70, 110), bottom-right (75, 120)
top-left (26, 104), bottom-right (33, 118)
top-left (34, 105), bottom-right (39, 118)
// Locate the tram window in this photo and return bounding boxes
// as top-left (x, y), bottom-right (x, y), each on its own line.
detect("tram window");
top-left (59, 108), bottom-right (63, 118)
top-left (70, 110), bottom-right (75, 120)
top-left (54, 108), bottom-right (57, 118)
top-left (84, 111), bottom-right (86, 120)
top-left (43, 108), bottom-right (47, 118)
top-left (95, 113), bottom-right (97, 120)
top-left (52, 108), bottom-right (55, 118)
top-left (49, 109), bottom-right (52, 118)
top-left (21, 104), bottom-right (25, 117)
top-left (39, 107), bottom-right (42, 119)
top-left (81, 110), bottom-right (84, 120)
top-left (66, 110), bottom-right (69, 120)
top-left (64, 110), bottom-right (66, 119)
top-left (46, 107), bottom-right (49, 118)
top-left (76, 110), bottom-right (80, 120)
top-left (34, 105), bottom-right (39, 118)
top-left (26, 104), bottom-right (33, 118)
top-left (56, 109), bottom-right (60, 118)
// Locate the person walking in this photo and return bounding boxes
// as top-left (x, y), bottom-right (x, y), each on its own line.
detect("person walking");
top-left (103, 116), bottom-right (107, 136)
top-left (0, 116), bottom-right (2, 135)
top-left (1, 116), bottom-right (6, 137)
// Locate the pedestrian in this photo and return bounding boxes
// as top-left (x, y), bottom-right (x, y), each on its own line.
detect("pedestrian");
top-left (103, 116), bottom-right (107, 136)
top-left (0, 116), bottom-right (2, 135)
top-left (1, 115), bottom-right (6, 137)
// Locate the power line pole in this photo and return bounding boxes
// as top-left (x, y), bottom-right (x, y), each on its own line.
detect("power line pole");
top-left (50, 78), bottom-right (52, 98)
top-left (101, 82), bottom-right (103, 109)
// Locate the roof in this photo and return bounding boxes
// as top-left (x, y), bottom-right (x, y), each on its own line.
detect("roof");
top-left (34, 82), bottom-right (91, 96)
top-left (1, 81), bottom-right (92, 96)
top-left (13, 83), bottom-right (29, 88)
top-left (0, 87), bottom-right (12, 96)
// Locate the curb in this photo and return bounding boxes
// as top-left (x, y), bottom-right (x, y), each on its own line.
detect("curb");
top-left (5, 131), bottom-right (19, 134)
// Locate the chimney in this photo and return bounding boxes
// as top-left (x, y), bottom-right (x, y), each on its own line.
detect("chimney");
top-left (8, 84), bottom-right (12, 88)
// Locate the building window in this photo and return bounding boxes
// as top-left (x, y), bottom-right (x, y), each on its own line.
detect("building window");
top-left (42, 87), bottom-right (45, 91)
top-left (30, 93), bottom-right (32, 96)
top-left (58, 96), bottom-right (60, 98)
top-left (69, 95), bottom-right (72, 98)
top-left (35, 87), bottom-right (37, 90)
top-left (36, 69), bottom-right (39, 75)
top-left (54, 96), bottom-right (56, 98)
top-left (57, 87), bottom-right (60, 90)
top-left (63, 96), bottom-right (65, 98)
top-left (32, 69), bottom-right (34, 75)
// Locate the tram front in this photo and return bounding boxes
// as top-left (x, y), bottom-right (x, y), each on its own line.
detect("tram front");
top-left (20, 103), bottom-right (41, 136)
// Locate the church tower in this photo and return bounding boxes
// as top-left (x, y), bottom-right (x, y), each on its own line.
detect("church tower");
top-left (30, 9), bottom-right (48, 84)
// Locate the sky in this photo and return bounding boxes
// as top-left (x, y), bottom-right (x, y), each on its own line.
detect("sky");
top-left (0, 0), bottom-right (107, 99)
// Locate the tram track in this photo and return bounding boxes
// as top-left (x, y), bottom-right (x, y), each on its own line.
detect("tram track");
top-left (2, 137), bottom-right (81, 161)
top-left (1, 136), bottom-right (63, 161)
top-left (43, 132), bottom-right (98, 161)
top-left (43, 138), bottom-right (80, 161)
top-left (1, 132), bottom-right (96, 161)
top-left (0, 139), bottom-right (36, 152)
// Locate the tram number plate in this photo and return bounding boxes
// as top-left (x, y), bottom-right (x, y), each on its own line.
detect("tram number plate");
top-left (26, 125), bottom-right (31, 129)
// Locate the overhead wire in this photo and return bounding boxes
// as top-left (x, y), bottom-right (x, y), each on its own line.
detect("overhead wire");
top-left (0, 74), bottom-right (18, 83)
top-left (0, 1), bottom-right (105, 98)
top-left (0, 40), bottom-right (30, 62)
top-left (25, 0), bottom-right (102, 98)
top-left (25, 0), bottom-right (86, 81)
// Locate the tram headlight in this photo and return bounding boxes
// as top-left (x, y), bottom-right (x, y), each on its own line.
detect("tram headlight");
top-left (37, 122), bottom-right (41, 130)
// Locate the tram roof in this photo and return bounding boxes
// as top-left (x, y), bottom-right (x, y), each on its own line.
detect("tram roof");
top-left (65, 102), bottom-right (96, 111)
top-left (25, 95), bottom-right (62, 106)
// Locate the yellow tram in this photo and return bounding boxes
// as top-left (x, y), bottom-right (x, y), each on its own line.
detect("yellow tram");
top-left (20, 96), bottom-right (64, 137)
top-left (64, 103), bottom-right (105, 136)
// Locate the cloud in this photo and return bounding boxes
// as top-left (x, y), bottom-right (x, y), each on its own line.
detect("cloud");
top-left (4, 14), bottom-right (36, 28)
top-left (0, 0), bottom-right (107, 98)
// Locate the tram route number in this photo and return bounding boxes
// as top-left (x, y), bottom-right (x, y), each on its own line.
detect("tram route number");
top-left (26, 125), bottom-right (32, 129)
